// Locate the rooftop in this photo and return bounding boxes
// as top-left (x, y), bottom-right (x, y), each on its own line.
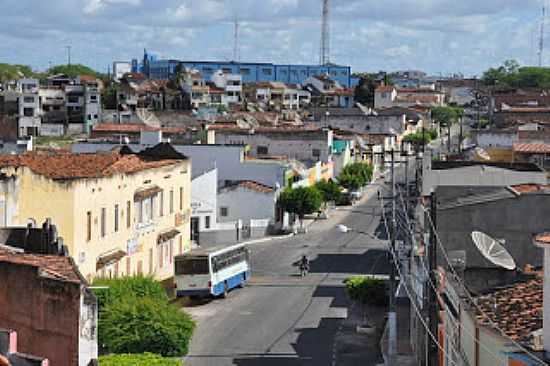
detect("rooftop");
top-left (431, 160), bottom-right (544, 172)
top-left (220, 180), bottom-right (275, 193)
top-left (474, 277), bottom-right (542, 347)
top-left (0, 144), bottom-right (187, 180)
top-left (513, 142), bottom-right (550, 154)
top-left (92, 123), bottom-right (186, 134)
top-left (0, 247), bottom-right (82, 284)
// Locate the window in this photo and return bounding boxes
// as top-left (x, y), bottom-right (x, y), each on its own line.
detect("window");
top-left (114, 204), bottom-right (119, 232)
top-left (222, 68), bottom-right (232, 74)
top-left (126, 257), bottom-right (131, 276)
top-left (87, 114), bottom-right (92, 121)
top-left (90, 95), bottom-right (98, 103)
top-left (220, 207), bottom-right (228, 217)
top-left (23, 96), bottom-right (34, 103)
top-left (86, 211), bottom-right (92, 241)
top-left (126, 200), bottom-right (131, 228)
top-left (240, 68), bottom-right (250, 75)
top-left (205, 216), bottom-right (211, 229)
top-left (262, 68), bottom-right (272, 76)
top-left (101, 208), bottom-right (106, 237)
top-left (203, 67), bottom-right (213, 73)
top-left (257, 146), bottom-right (268, 155)
top-left (175, 257), bottom-right (209, 275)
top-left (68, 96), bottom-right (79, 103)
top-left (158, 244), bottom-right (163, 268)
top-left (159, 191), bottom-right (164, 216)
top-left (312, 149), bottom-right (321, 157)
top-left (179, 187), bottom-right (184, 211)
top-left (179, 236), bottom-right (183, 254)
top-left (169, 190), bottom-right (174, 214)
top-left (23, 108), bottom-right (34, 117)
top-left (94, 114), bottom-right (98, 119)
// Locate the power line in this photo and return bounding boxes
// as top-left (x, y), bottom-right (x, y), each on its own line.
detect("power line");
top-left (395, 190), bottom-right (504, 365)
top-left (421, 205), bottom-right (548, 365)
top-left (379, 197), bottom-right (459, 366)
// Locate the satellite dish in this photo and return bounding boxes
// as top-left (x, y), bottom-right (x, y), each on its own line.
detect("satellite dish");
top-left (475, 147), bottom-right (491, 161)
top-left (471, 231), bottom-right (516, 270)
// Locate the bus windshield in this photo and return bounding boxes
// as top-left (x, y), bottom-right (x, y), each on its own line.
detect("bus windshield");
top-left (175, 257), bottom-right (209, 275)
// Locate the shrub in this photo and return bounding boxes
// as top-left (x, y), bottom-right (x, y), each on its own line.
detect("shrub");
top-left (92, 275), bottom-right (168, 310)
top-left (314, 179), bottom-right (341, 204)
top-left (99, 353), bottom-right (182, 366)
top-left (344, 276), bottom-right (388, 307)
top-left (100, 297), bottom-right (195, 357)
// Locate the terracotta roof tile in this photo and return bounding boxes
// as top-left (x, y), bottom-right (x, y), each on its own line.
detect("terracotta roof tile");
top-left (92, 123), bottom-right (186, 134)
top-left (513, 143), bottom-right (550, 154)
top-left (376, 86), bottom-right (395, 93)
top-left (511, 184), bottom-right (550, 193)
top-left (0, 151), bottom-right (182, 180)
top-left (475, 278), bottom-right (543, 348)
top-left (534, 232), bottom-right (550, 245)
top-left (222, 180), bottom-right (275, 193)
top-left (0, 248), bottom-right (82, 283)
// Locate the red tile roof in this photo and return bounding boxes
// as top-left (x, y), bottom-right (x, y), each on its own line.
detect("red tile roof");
top-left (511, 184), bottom-right (550, 193)
top-left (513, 143), bottom-right (550, 154)
top-left (0, 151), bottom-right (183, 180)
top-left (79, 74), bottom-right (98, 84)
top-left (0, 248), bottom-right (82, 283)
top-left (376, 86), bottom-right (395, 93)
top-left (92, 123), bottom-right (186, 134)
top-left (222, 180), bottom-right (274, 193)
top-left (475, 277), bottom-right (543, 346)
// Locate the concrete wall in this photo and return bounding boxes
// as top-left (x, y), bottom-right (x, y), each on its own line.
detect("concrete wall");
top-left (78, 290), bottom-right (98, 366)
top-left (214, 130), bottom-right (333, 163)
top-left (437, 193), bottom-right (550, 269)
top-left (324, 114), bottom-right (405, 135)
top-left (0, 262), bottom-right (82, 366)
top-left (472, 130), bottom-right (518, 148)
top-left (191, 168), bottom-right (218, 232)
top-left (217, 186), bottom-right (276, 224)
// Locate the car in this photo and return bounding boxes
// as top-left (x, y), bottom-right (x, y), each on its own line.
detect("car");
top-left (336, 192), bottom-right (354, 206)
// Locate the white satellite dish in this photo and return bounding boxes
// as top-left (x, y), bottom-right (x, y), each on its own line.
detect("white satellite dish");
top-left (475, 147), bottom-right (491, 161)
top-left (471, 231), bottom-right (516, 270)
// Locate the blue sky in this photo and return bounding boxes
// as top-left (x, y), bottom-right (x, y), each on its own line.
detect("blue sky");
top-left (0, 0), bottom-right (546, 76)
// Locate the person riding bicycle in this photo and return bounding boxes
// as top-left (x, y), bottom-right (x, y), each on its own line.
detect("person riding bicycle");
top-left (299, 255), bottom-right (309, 270)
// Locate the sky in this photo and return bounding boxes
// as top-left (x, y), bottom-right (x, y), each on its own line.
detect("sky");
top-left (0, 0), bottom-right (546, 76)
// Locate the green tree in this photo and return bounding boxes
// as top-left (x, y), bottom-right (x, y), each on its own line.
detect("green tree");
top-left (0, 63), bottom-right (35, 82)
top-left (279, 187), bottom-right (322, 225)
top-left (338, 162), bottom-right (373, 189)
top-left (337, 171), bottom-right (363, 191)
top-left (353, 74), bottom-right (377, 107)
top-left (314, 179), bottom-right (341, 206)
top-left (92, 275), bottom-right (168, 310)
top-left (100, 296), bottom-right (195, 357)
top-left (47, 64), bottom-right (99, 78)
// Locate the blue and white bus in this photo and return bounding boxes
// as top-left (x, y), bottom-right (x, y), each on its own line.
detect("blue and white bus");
top-left (175, 243), bottom-right (251, 298)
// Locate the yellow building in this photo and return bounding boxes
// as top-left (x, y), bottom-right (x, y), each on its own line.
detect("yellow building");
top-left (0, 143), bottom-right (191, 282)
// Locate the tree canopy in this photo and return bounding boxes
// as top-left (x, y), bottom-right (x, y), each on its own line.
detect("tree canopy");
top-left (481, 59), bottom-right (550, 88)
top-left (0, 63), bottom-right (34, 82)
top-left (353, 74), bottom-right (378, 107)
top-left (279, 186), bottom-right (322, 219)
top-left (314, 179), bottom-right (341, 204)
top-left (337, 162), bottom-right (373, 191)
top-left (47, 64), bottom-right (100, 78)
top-left (431, 106), bottom-right (463, 126)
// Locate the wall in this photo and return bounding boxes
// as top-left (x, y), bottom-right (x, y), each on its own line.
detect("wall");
top-left (214, 130), bottom-right (332, 163)
top-left (325, 114), bottom-right (405, 135)
top-left (217, 186), bottom-right (276, 224)
top-left (437, 193), bottom-right (550, 269)
top-left (78, 289), bottom-right (98, 366)
top-left (191, 168), bottom-right (218, 232)
top-left (0, 262), bottom-right (81, 366)
top-left (472, 130), bottom-right (518, 148)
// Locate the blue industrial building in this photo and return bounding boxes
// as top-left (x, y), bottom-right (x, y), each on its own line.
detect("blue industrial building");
top-left (143, 57), bottom-right (353, 88)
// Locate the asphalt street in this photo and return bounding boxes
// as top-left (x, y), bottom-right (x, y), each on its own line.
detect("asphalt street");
top-left (183, 184), bottom-right (394, 366)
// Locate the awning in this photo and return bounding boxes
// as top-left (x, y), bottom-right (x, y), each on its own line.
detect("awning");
top-left (157, 229), bottom-right (180, 244)
top-left (134, 186), bottom-right (162, 201)
top-left (96, 249), bottom-right (126, 271)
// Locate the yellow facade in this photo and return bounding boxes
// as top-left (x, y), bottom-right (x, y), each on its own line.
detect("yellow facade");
top-left (1, 161), bottom-right (191, 282)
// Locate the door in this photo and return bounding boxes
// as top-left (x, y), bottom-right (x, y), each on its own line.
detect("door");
top-left (190, 217), bottom-right (200, 244)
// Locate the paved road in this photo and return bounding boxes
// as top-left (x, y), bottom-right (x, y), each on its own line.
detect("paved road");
top-left (184, 185), bottom-right (393, 366)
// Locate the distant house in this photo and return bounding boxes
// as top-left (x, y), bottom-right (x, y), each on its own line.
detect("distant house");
top-left (304, 75), bottom-right (354, 108)
top-left (374, 86), bottom-right (444, 109)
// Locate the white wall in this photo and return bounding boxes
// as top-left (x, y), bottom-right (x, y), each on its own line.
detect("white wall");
top-left (217, 186), bottom-right (276, 224)
top-left (113, 62), bottom-right (132, 82)
top-left (78, 289), bottom-right (98, 366)
top-left (191, 168), bottom-right (218, 231)
top-left (473, 130), bottom-right (518, 148)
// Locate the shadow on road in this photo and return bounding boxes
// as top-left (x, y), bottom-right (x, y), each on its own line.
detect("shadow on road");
top-left (232, 284), bottom-right (384, 366)
top-left (308, 249), bottom-right (391, 276)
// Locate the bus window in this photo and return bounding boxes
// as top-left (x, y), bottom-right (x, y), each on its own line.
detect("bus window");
top-left (175, 257), bottom-right (209, 275)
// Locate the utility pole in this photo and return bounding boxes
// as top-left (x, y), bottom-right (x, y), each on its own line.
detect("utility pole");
top-left (388, 148), bottom-right (397, 364)
top-left (427, 190), bottom-right (438, 366)
top-left (233, 16), bottom-right (240, 62)
top-left (66, 45), bottom-right (72, 66)
top-left (539, 5), bottom-right (546, 67)
top-left (319, 0), bottom-right (330, 65)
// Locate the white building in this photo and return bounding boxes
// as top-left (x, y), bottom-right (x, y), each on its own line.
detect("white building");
top-left (191, 168), bottom-right (218, 245)
top-left (217, 180), bottom-right (278, 238)
top-left (212, 70), bottom-right (242, 105)
top-left (16, 78), bottom-right (41, 137)
top-left (113, 61), bottom-right (132, 82)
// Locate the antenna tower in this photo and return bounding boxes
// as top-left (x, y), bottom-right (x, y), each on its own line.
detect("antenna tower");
top-left (233, 16), bottom-right (240, 62)
top-left (320, 0), bottom-right (330, 65)
top-left (539, 5), bottom-right (545, 67)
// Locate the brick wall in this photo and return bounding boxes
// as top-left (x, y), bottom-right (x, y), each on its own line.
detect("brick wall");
top-left (0, 262), bottom-right (80, 366)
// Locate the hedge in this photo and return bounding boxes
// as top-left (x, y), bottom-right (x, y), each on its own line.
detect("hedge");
top-left (99, 353), bottom-right (182, 366)
top-left (99, 296), bottom-right (195, 357)
top-left (92, 275), bottom-right (168, 310)
top-left (344, 276), bottom-right (388, 307)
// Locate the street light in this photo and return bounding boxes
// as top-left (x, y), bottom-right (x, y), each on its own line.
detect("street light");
top-left (336, 224), bottom-right (378, 239)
